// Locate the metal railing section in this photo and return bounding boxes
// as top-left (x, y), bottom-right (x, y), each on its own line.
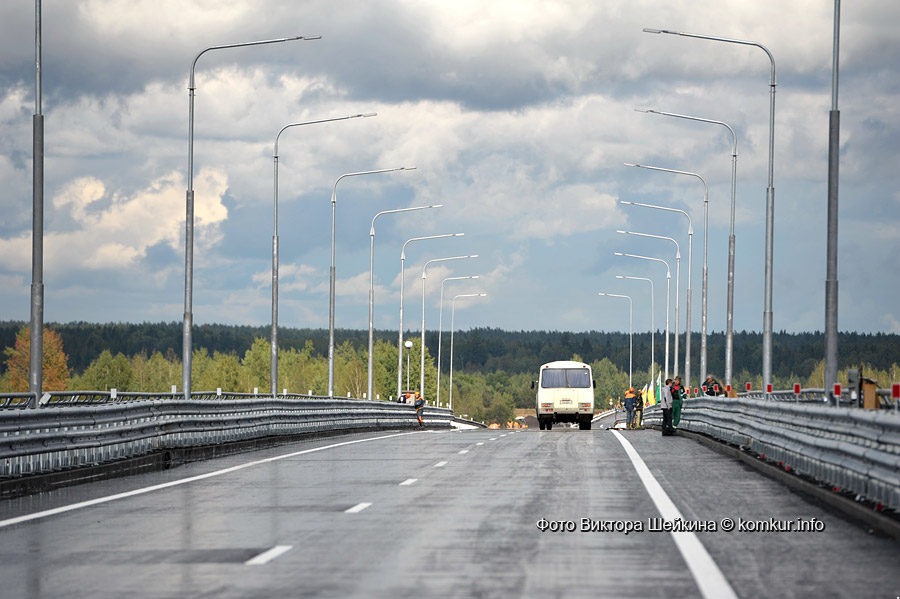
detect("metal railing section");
top-left (0, 397), bottom-right (453, 478)
top-left (642, 398), bottom-right (900, 511)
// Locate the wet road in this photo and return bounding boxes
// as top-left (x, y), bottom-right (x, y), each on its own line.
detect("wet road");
top-left (0, 427), bottom-right (898, 598)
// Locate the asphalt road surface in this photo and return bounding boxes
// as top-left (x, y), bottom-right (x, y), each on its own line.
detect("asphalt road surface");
top-left (1, 426), bottom-right (898, 598)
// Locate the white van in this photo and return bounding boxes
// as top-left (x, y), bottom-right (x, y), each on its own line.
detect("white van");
top-left (532, 361), bottom-right (595, 430)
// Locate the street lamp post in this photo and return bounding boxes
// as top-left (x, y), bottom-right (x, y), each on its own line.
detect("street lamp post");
top-left (271, 112), bottom-right (376, 397)
top-left (644, 26), bottom-right (777, 396)
top-left (616, 253), bottom-right (670, 382)
top-left (617, 230), bottom-right (680, 379)
top-left (397, 234), bottom-right (464, 399)
top-left (620, 201), bottom-right (693, 388)
top-left (437, 275), bottom-right (479, 407)
top-left (598, 293), bottom-right (633, 387)
top-left (636, 108), bottom-right (738, 387)
top-left (625, 163), bottom-right (709, 383)
top-left (449, 293), bottom-right (486, 411)
top-left (420, 255), bottom-right (478, 403)
top-left (29, 0), bottom-right (44, 407)
top-left (825, 1), bottom-right (841, 406)
top-left (183, 33), bottom-right (319, 400)
top-left (617, 275), bottom-right (654, 393)
top-left (404, 340), bottom-right (413, 391)
top-left (328, 167), bottom-right (416, 398)
top-left (367, 205), bottom-right (442, 402)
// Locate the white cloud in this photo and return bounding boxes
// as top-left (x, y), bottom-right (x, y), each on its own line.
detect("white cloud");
top-left (11, 168), bottom-right (231, 275)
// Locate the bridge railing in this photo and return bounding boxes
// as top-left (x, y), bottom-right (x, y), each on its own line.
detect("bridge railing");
top-left (0, 394), bottom-right (458, 479)
top-left (642, 397), bottom-right (900, 511)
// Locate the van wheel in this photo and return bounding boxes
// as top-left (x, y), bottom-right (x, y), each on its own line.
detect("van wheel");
top-left (546, 420), bottom-right (552, 430)
top-left (538, 419), bottom-right (545, 430)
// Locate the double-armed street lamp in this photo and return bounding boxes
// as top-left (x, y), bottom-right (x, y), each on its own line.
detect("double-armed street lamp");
top-left (617, 275), bottom-right (654, 393)
top-left (270, 112), bottom-right (376, 397)
top-left (617, 230), bottom-right (681, 379)
top-left (183, 34), bottom-right (320, 400)
top-left (397, 234), bottom-right (464, 399)
top-left (437, 275), bottom-right (479, 407)
top-left (420, 255), bottom-right (478, 403)
top-left (620, 200), bottom-right (693, 388)
top-left (327, 167), bottom-right (416, 398)
top-left (625, 163), bottom-right (709, 383)
top-left (616, 253), bottom-right (671, 382)
top-left (598, 292), bottom-right (633, 387)
top-left (367, 205), bottom-right (443, 402)
top-left (449, 293), bottom-right (486, 411)
top-left (643, 26), bottom-right (777, 395)
top-left (636, 108), bottom-right (738, 388)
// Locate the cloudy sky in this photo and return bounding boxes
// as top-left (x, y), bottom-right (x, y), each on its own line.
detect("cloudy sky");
top-left (1, 0), bottom-right (898, 341)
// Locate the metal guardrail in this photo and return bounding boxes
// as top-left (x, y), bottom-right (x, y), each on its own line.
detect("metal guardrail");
top-left (0, 393), bottom-right (457, 478)
top-left (642, 397), bottom-right (900, 511)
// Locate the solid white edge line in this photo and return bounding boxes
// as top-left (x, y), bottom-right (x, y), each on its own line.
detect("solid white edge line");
top-left (458, 449), bottom-right (470, 454)
top-left (399, 478), bottom-right (418, 486)
top-left (611, 430), bottom-right (739, 599)
top-left (345, 502), bottom-right (372, 513)
top-left (433, 461), bottom-right (448, 467)
top-left (0, 431), bottom-right (417, 530)
top-left (245, 544), bottom-right (293, 566)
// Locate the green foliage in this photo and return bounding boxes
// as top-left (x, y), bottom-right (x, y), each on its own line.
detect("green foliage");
top-left (5, 322), bottom-right (899, 414)
top-left (77, 350), bottom-right (133, 391)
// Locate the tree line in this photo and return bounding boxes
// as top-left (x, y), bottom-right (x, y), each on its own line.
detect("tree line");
top-left (2, 321), bottom-right (898, 424)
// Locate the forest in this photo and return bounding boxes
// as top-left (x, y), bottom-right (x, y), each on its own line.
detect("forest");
top-left (2, 321), bottom-right (898, 425)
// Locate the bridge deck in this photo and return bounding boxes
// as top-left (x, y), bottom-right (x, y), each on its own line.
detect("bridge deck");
top-left (0, 426), bottom-right (897, 598)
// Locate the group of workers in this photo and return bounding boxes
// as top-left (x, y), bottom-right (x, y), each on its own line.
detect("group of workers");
top-left (622, 374), bottom-right (724, 434)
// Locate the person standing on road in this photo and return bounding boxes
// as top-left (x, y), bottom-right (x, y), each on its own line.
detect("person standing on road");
top-left (413, 392), bottom-right (425, 427)
top-left (633, 389), bottom-right (644, 429)
top-left (660, 378), bottom-right (675, 436)
top-left (672, 376), bottom-right (686, 428)
top-left (623, 387), bottom-right (637, 429)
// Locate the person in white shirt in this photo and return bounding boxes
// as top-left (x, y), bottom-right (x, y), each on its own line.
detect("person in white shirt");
top-left (660, 378), bottom-right (675, 436)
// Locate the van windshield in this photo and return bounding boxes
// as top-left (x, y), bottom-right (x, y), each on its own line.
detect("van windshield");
top-left (541, 368), bottom-right (591, 389)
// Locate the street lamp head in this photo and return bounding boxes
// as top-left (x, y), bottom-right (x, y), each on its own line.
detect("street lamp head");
top-left (404, 340), bottom-right (413, 349)
top-left (624, 162), bottom-right (640, 168)
top-left (614, 252), bottom-right (624, 256)
top-left (616, 275), bottom-right (626, 279)
top-left (295, 35), bottom-right (323, 40)
top-left (642, 28), bottom-right (662, 34)
top-left (359, 112), bottom-right (377, 118)
top-left (616, 230), bottom-right (627, 234)
top-left (402, 166), bottom-right (417, 171)
top-left (619, 200), bottom-right (633, 206)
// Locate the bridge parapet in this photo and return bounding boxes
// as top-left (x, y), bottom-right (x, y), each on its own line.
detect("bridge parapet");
top-left (0, 394), bottom-right (457, 481)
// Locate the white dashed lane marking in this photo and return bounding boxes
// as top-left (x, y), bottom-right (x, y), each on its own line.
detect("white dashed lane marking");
top-left (245, 545), bottom-right (293, 566)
